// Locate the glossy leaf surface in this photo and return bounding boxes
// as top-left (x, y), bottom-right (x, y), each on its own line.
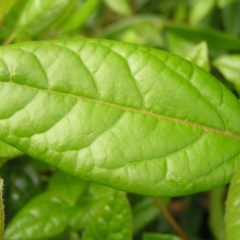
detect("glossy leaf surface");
top-left (5, 172), bottom-right (131, 240)
top-left (82, 191), bottom-right (132, 240)
top-left (1, 39), bottom-right (240, 197)
top-left (5, 191), bottom-right (74, 240)
top-left (226, 164), bottom-right (240, 239)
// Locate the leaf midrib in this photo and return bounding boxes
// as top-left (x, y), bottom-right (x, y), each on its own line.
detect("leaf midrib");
top-left (4, 81), bottom-right (240, 142)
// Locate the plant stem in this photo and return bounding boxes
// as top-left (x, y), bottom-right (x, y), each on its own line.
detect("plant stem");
top-left (0, 179), bottom-right (4, 240)
top-left (153, 197), bottom-right (188, 240)
top-left (209, 186), bottom-right (225, 240)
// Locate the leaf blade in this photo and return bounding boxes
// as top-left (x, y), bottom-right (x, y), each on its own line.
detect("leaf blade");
top-left (1, 39), bottom-right (240, 196)
top-left (226, 164), bottom-right (240, 239)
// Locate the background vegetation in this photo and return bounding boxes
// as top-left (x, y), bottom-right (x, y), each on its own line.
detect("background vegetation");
top-left (0, 0), bottom-right (240, 239)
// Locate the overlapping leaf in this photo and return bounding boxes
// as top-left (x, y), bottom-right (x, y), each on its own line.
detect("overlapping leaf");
top-left (5, 171), bottom-right (131, 240)
top-left (1, 38), bottom-right (240, 197)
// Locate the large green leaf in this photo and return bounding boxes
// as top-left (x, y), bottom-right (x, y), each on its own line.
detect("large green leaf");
top-left (1, 39), bottom-right (240, 197)
top-left (225, 164), bottom-right (240, 239)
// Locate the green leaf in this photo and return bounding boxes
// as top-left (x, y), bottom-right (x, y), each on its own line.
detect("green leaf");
top-left (143, 233), bottom-right (182, 240)
top-left (225, 164), bottom-right (240, 239)
top-left (213, 54), bottom-right (240, 81)
top-left (186, 41), bottom-right (210, 72)
top-left (0, 179), bottom-right (4, 240)
top-left (0, 0), bottom-right (20, 16)
top-left (70, 183), bottom-right (116, 231)
top-left (6, 0), bottom-right (74, 43)
top-left (213, 54), bottom-right (240, 94)
top-left (218, 0), bottom-right (238, 8)
top-left (5, 191), bottom-right (75, 240)
top-left (0, 141), bottom-right (22, 158)
top-left (82, 191), bottom-right (132, 240)
top-left (0, 157), bottom-right (44, 224)
top-left (0, 141), bottom-right (22, 167)
top-left (189, 0), bottom-right (217, 25)
top-left (61, 0), bottom-right (99, 34)
top-left (100, 15), bottom-right (164, 47)
top-left (166, 25), bottom-right (240, 51)
top-left (49, 170), bottom-right (88, 206)
top-left (221, 0), bottom-right (240, 37)
top-left (209, 187), bottom-right (225, 240)
top-left (103, 0), bottom-right (131, 16)
top-left (1, 39), bottom-right (240, 197)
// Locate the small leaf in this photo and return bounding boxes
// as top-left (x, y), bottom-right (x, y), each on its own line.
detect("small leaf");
top-left (100, 15), bottom-right (164, 47)
top-left (186, 41), bottom-right (210, 72)
top-left (213, 54), bottom-right (240, 81)
top-left (1, 39), bottom-right (240, 197)
top-left (61, 0), bottom-right (99, 34)
top-left (6, 0), bottom-right (75, 43)
top-left (82, 191), bottom-right (132, 240)
top-left (103, 0), bottom-right (131, 16)
top-left (221, 0), bottom-right (240, 36)
top-left (49, 170), bottom-right (88, 206)
top-left (226, 164), bottom-right (240, 239)
top-left (213, 54), bottom-right (240, 94)
top-left (5, 191), bottom-right (75, 240)
top-left (70, 183), bottom-right (116, 231)
top-left (189, 0), bottom-right (217, 25)
top-left (166, 25), bottom-right (240, 51)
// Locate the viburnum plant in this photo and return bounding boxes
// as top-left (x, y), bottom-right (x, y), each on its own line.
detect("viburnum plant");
top-left (1, 0), bottom-right (240, 240)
